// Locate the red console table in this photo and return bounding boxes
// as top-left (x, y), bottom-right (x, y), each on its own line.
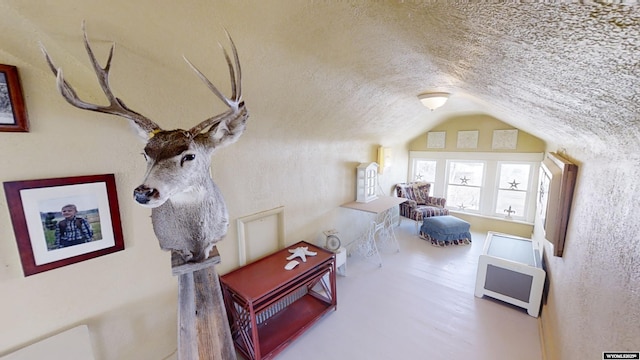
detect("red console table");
top-left (220, 241), bottom-right (337, 360)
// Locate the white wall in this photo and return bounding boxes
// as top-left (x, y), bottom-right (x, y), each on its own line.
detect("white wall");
top-left (533, 148), bottom-right (640, 360)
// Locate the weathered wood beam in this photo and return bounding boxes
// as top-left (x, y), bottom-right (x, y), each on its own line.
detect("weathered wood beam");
top-left (175, 248), bottom-right (235, 360)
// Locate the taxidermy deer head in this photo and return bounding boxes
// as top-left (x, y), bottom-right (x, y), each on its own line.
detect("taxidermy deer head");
top-left (41, 23), bottom-right (249, 263)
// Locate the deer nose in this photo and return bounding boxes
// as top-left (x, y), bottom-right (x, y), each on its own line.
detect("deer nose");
top-left (133, 185), bottom-right (159, 204)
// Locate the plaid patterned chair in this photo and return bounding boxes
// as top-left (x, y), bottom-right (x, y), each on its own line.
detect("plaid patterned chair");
top-left (395, 182), bottom-right (449, 232)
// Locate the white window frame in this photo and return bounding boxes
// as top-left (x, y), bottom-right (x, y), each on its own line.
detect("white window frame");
top-left (409, 151), bottom-right (543, 223)
top-left (411, 159), bottom-right (438, 195)
top-left (445, 159), bottom-right (486, 214)
top-left (493, 161), bottom-right (537, 221)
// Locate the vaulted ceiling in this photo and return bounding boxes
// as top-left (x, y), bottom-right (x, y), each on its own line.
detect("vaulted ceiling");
top-left (3, 1), bottom-right (639, 155)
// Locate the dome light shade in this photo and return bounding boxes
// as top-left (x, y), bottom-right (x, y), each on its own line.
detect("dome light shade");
top-left (418, 92), bottom-right (450, 111)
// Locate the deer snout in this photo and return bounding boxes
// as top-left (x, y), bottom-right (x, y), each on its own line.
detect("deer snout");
top-left (133, 185), bottom-right (159, 205)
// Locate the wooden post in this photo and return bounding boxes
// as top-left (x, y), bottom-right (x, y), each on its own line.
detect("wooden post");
top-left (173, 248), bottom-right (236, 360)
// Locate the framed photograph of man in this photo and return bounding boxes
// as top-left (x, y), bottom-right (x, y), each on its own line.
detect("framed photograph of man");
top-left (3, 174), bottom-right (124, 276)
top-left (0, 64), bottom-right (29, 132)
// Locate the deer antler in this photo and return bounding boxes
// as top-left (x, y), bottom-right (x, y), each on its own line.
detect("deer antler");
top-left (40, 21), bottom-right (161, 135)
top-left (184, 29), bottom-right (244, 136)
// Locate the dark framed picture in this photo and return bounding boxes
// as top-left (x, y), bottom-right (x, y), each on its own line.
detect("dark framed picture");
top-left (0, 64), bottom-right (29, 132)
top-left (539, 152), bottom-right (578, 257)
top-left (3, 174), bottom-right (124, 276)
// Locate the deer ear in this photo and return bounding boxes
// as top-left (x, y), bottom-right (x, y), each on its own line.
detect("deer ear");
top-left (128, 121), bottom-right (157, 142)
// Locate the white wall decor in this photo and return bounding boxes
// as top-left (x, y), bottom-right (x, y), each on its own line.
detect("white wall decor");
top-left (457, 130), bottom-right (479, 149)
top-left (237, 207), bottom-right (285, 266)
top-left (427, 131), bottom-right (446, 149)
top-left (356, 162), bottom-right (379, 203)
top-left (492, 129), bottom-right (518, 149)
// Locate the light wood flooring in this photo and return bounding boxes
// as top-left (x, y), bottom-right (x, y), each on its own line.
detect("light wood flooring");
top-left (270, 221), bottom-right (543, 360)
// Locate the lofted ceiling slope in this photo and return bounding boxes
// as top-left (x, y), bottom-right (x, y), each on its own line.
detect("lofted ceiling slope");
top-left (2, 1), bottom-right (639, 155)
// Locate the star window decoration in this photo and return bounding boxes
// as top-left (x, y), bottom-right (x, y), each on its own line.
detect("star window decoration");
top-left (416, 174), bottom-right (424, 180)
top-left (508, 179), bottom-right (520, 190)
top-left (460, 176), bottom-right (470, 185)
top-left (457, 203), bottom-right (467, 210)
top-left (504, 206), bottom-right (516, 217)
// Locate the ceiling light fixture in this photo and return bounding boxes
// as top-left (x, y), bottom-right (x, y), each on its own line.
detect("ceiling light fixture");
top-left (418, 92), bottom-right (450, 111)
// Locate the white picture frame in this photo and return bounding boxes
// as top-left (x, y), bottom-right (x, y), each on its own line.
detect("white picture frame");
top-left (237, 206), bottom-right (285, 266)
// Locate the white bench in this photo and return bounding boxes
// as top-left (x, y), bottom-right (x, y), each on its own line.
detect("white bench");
top-left (475, 232), bottom-right (546, 317)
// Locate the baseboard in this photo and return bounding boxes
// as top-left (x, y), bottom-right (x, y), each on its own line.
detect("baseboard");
top-left (538, 317), bottom-right (548, 360)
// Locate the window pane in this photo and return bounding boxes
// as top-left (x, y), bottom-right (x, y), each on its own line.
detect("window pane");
top-left (448, 162), bottom-right (484, 186)
top-left (498, 163), bottom-right (530, 190)
top-left (447, 185), bottom-right (480, 210)
top-left (415, 160), bottom-right (436, 182)
top-left (496, 190), bottom-right (526, 216)
top-left (366, 169), bottom-right (376, 196)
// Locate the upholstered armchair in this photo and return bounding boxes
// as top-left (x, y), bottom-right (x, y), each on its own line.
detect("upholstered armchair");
top-left (395, 182), bottom-right (449, 232)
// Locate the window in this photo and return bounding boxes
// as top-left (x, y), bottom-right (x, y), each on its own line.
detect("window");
top-left (446, 161), bottom-right (485, 211)
top-left (412, 159), bottom-right (437, 195)
top-left (495, 163), bottom-right (531, 218)
top-left (409, 151), bottom-right (543, 222)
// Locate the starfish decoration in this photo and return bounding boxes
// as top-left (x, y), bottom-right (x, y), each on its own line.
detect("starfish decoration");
top-left (460, 176), bottom-right (470, 185)
top-left (286, 246), bottom-right (317, 262)
top-left (508, 179), bottom-right (520, 189)
top-left (415, 174), bottom-right (424, 180)
top-left (457, 203), bottom-right (467, 210)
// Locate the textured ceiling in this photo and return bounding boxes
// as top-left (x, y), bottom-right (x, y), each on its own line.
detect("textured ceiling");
top-left (2, 1), bottom-right (639, 154)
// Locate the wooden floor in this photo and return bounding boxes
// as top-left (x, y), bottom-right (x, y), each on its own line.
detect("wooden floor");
top-left (267, 221), bottom-right (543, 360)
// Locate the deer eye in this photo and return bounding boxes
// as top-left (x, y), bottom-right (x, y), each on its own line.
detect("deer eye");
top-left (180, 154), bottom-right (196, 166)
